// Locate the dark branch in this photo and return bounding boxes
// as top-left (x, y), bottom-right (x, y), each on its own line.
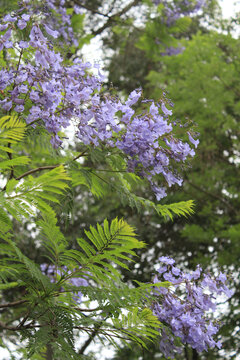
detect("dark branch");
top-left (0, 299), bottom-right (27, 309)
top-left (187, 180), bottom-right (237, 214)
top-left (93, 0), bottom-right (141, 36)
top-left (78, 323), bottom-right (102, 355)
top-left (72, 1), bottom-right (111, 18)
top-left (7, 142), bottom-right (15, 180)
top-left (0, 321), bottom-right (19, 331)
top-left (74, 306), bottom-right (101, 312)
top-left (78, 317), bottom-right (109, 355)
top-left (16, 165), bottom-right (59, 181)
top-left (0, 321), bottom-right (44, 331)
top-left (1, 149), bottom-right (88, 192)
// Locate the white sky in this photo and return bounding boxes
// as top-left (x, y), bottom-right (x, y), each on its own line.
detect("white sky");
top-left (220, 0), bottom-right (239, 18)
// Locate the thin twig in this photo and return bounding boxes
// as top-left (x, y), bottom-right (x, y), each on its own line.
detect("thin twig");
top-left (0, 321), bottom-right (19, 331)
top-left (2, 149), bottom-right (88, 192)
top-left (0, 321), bottom-right (44, 331)
top-left (16, 165), bottom-right (59, 181)
top-left (0, 299), bottom-right (27, 309)
top-left (73, 306), bottom-right (101, 312)
top-left (93, 0), bottom-right (141, 36)
top-left (73, 150), bottom-right (88, 161)
top-left (77, 319), bottom-right (106, 355)
top-left (7, 142), bottom-right (15, 180)
top-left (186, 180), bottom-right (236, 214)
top-left (16, 308), bottom-right (31, 329)
top-left (73, 1), bottom-right (111, 18)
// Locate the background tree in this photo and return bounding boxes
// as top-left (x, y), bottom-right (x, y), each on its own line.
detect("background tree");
top-left (98, 3), bottom-right (240, 360)
top-left (53, 1), bottom-right (240, 359)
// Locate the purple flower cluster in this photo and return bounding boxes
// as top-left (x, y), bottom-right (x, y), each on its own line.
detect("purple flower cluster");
top-left (40, 263), bottom-right (88, 303)
top-left (18, 0), bottom-right (81, 46)
top-left (0, 6), bottom-right (199, 200)
top-left (161, 45), bottom-right (185, 56)
top-left (154, 0), bottom-right (206, 25)
top-left (152, 256), bottom-right (233, 358)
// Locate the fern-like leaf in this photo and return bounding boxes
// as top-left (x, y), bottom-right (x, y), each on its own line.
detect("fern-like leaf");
top-left (61, 218), bottom-right (145, 283)
top-left (0, 115), bottom-right (26, 144)
top-left (157, 200), bottom-right (195, 220)
top-left (1, 166), bottom-right (70, 228)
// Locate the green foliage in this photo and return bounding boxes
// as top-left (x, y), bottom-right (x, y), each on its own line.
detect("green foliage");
top-left (112, 308), bottom-right (161, 348)
top-left (0, 166), bottom-right (70, 230)
top-left (70, 149), bottom-right (194, 220)
top-left (0, 214), bottom-right (163, 359)
top-left (60, 217), bottom-right (145, 282)
top-left (0, 115), bottom-right (26, 144)
top-left (103, 26), bottom-right (240, 359)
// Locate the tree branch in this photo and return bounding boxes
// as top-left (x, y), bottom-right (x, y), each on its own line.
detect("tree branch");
top-left (16, 165), bottom-right (59, 181)
top-left (186, 180), bottom-right (237, 214)
top-left (0, 321), bottom-right (44, 331)
top-left (93, 0), bottom-right (141, 36)
top-left (7, 142), bottom-right (15, 180)
top-left (15, 149), bottom-right (88, 180)
top-left (1, 149), bottom-right (88, 193)
top-left (45, 343), bottom-right (54, 360)
top-left (78, 317), bottom-right (109, 355)
top-left (78, 323), bottom-right (102, 355)
top-left (0, 321), bottom-right (18, 331)
top-left (72, 1), bottom-right (111, 18)
top-left (0, 299), bottom-right (27, 309)
top-left (74, 306), bottom-right (101, 312)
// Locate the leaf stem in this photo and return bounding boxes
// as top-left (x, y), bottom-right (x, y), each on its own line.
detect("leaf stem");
top-left (0, 299), bottom-right (27, 309)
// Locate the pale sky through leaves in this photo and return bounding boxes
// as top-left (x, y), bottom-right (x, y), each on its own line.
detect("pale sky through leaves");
top-left (82, 0), bottom-right (239, 64)
top-left (220, 0), bottom-right (239, 18)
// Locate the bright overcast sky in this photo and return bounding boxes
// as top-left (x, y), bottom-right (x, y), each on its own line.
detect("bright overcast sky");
top-left (220, 0), bottom-right (239, 18)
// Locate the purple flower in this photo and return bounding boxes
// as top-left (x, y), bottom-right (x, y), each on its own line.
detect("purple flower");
top-left (74, 5), bottom-right (82, 14)
top-left (44, 24), bottom-right (59, 38)
top-left (35, 50), bottom-right (49, 68)
top-left (161, 102), bottom-right (172, 116)
top-left (22, 14), bottom-right (31, 22)
top-left (17, 19), bottom-right (27, 30)
top-left (152, 185), bottom-right (167, 201)
top-left (126, 89), bottom-right (142, 106)
top-left (4, 41), bottom-right (13, 48)
top-left (217, 272), bottom-right (227, 283)
top-left (153, 259), bottom-right (232, 358)
top-left (30, 25), bottom-right (47, 48)
top-left (2, 28), bottom-right (11, 41)
top-left (159, 256), bottom-right (175, 265)
top-left (19, 41), bottom-right (29, 49)
top-left (161, 46), bottom-right (185, 56)
top-left (188, 132), bottom-right (199, 148)
top-left (163, 272), bottom-right (177, 282)
top-left (18, 84), bottom-right (28, 93)
top-left (3, 14), bottom-right (17, 22)
top-left (0, 24), bottom-right (8, 31)
top-left (157, 266), bottom-right (167, 274)
top-left (0, 100), bottom-right (12, 111)
top-left (171, 266), bottom-right (181, 276)
top-left (14, 105), bottom-right (24, 113)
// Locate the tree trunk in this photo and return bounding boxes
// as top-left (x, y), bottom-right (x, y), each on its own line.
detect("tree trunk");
top-left (192, 349), bottom-right (199, 360)
top-left (45, 343), bottom-right (54, 360)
